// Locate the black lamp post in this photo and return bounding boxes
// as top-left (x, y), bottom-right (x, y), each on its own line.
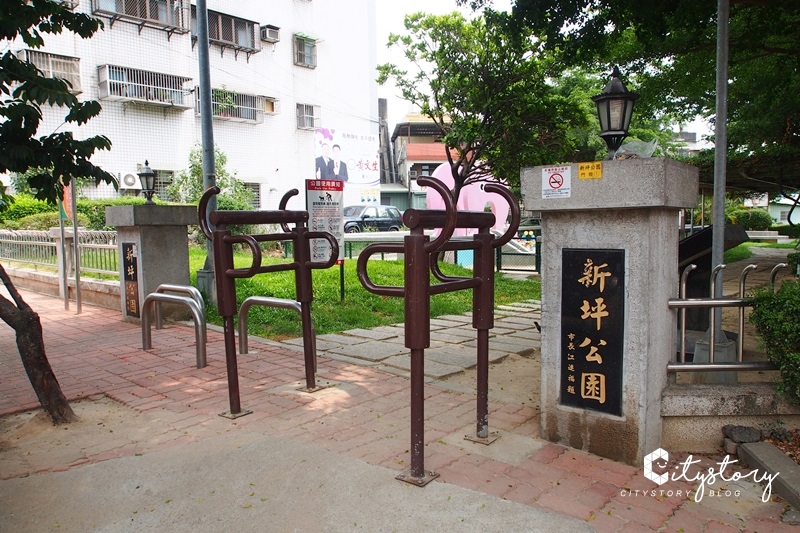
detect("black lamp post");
top-left (138, 160), bottom-right (157, 204)
top-left (592, 66), bottom-right (639, 159)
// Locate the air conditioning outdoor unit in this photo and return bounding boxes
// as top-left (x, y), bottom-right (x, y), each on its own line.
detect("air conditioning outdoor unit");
top-left (260, 25), bottom-right (280, 43)
top-left (118, 172), bottom-right (142, 190)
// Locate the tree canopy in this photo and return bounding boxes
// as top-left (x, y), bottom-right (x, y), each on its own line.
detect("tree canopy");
top-left (0, 0), bottom-right (116, 209)
top-left (462, 0), bottom-right (800, 193)
top-left (377, 11), bottom-right (588, 198)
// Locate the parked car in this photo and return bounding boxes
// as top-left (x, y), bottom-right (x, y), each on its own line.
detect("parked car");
top-left (343, 205), bottom-right (403, 232)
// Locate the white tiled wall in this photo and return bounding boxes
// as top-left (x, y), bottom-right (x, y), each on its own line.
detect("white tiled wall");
top-left (8, 0), bottom-right (378, 209)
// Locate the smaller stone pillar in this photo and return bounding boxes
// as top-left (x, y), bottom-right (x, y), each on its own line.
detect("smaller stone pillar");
top-left (520, 158), bottom-right (698, 466)
top-left (105, 205), bottom-right (197, 323)
top-left (48, 227), bottom-right (77, 300)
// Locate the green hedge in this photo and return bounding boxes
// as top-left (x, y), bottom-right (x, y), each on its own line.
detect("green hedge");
top-left (729, 208), bottom-right (774, 231)
top-left (0, 194), bottom-right (158, 230)
top-left (76, 196), bottom-right (147, 230)
top-left (0, 195), bottom-right (56, 223)
top-left (750, 280), bottom-right (800, 403)
top-left (774, 224), bottom-right (800, 239)
top-left (3, 211), bottom-right (89, 230)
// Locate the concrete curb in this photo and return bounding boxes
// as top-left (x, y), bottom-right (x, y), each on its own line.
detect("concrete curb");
top-left (738, 441), bottom-right (800, 509)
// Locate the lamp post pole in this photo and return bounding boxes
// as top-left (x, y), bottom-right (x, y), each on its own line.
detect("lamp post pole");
top-left (197, 0), bottom-right (217, 297)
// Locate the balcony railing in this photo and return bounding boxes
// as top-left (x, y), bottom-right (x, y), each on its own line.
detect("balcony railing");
top-left (92, 0), bottom-right (190, 35)
top-left (20, 49), bottom-right (81, 94)
top-left (191, 5), bottom-right (261, 60)
top-left (98, 64), bottom-right (192, 109)
top-left (196, 87), bottom-right (274, 123)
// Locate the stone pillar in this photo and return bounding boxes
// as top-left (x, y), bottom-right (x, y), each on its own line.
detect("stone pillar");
top-left (520, 158), bottom-right (698, 466)
top-left (105, 205), bottom-right (197, 323)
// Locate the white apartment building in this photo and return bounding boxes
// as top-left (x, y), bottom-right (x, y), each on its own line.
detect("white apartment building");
top-left (9, 0), bottom-right (378, 209)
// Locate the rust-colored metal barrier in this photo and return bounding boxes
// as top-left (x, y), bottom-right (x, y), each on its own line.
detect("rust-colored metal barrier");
top-left (356, 176), bottom-right (521, 486)
top-left (199, 186), bottom-right (339, 418)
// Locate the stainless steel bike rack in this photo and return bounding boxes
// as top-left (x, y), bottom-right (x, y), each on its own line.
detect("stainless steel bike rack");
top-left (238, 296), bottom-right (316, 363)
top-left (153, 284), bottom-right (206, 340)
top-left (142, 292), bottom-right (207, 368)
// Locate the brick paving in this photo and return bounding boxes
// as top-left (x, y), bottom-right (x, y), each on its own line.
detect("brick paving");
top-left (1, 282), bottom-right (798, 531)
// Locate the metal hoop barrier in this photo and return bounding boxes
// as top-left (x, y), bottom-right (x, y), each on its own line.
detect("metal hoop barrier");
top-left (199, 187), bottom-right (339, 418)
top-left (152, 284), bottom-right (206, 340)
top-left (356, 176), bottom-right (521, 486)
top-left (142, 292), bottom-right (207, 369)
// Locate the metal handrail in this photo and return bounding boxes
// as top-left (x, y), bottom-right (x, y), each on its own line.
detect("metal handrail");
top-left (668, 261), bottom-right (789, 373)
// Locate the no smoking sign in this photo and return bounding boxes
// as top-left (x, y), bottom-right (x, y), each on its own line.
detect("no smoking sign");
top-left (542, 166), bottom-right (571, 199)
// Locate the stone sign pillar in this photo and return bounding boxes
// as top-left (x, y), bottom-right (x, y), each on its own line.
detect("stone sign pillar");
top-left (520, 158), bottom-right (698, 466)
top-left (105, 205), bottom-right (197, 323)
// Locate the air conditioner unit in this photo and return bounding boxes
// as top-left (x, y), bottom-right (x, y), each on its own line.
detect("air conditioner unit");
top-left (260, 25), bottom-right (280, 43)
top-left (409, 170), bottom-right (418, 178)
top-left (118, 172), bottom-right (141, 190)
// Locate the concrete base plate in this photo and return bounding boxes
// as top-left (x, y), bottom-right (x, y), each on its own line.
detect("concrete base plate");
top-left (219, 409), bottom-right (252, 419)
top-left (464, 431), bottom-right (500, 445)
top-left (396, 469), bottom-right (440, 487)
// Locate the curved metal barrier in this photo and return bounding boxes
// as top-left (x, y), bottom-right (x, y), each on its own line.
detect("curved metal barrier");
top-left (142, 292), bottom-right (207, 369)
top-left (198, 186), bottom-right (338, 418)
top-left (356, 176), bottom-right (521, 486)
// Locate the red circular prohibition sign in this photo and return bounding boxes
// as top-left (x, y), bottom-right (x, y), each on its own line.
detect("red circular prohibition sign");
top-left (548, 173), bottom-right (564, 189)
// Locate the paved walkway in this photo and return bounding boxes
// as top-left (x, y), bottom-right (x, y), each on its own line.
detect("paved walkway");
top-left (0, 249), bottom-right (798, 531)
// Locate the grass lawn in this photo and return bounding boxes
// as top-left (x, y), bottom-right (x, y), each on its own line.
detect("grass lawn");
top-left (188, 247), bottom-right (541, 340)
top-left (723, 240), bottom-right (799, 264)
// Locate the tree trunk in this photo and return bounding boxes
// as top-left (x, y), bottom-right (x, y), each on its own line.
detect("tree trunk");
top-left (0, 263), bottom-right (77, 424)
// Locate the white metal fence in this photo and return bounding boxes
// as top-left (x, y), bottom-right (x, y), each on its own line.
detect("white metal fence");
top-left (0, 229), bottom-right (119, 278)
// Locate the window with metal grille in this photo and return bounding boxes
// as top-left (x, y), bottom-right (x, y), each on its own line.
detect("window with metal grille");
top-left (296, 104), bottom-right (320, 130)
top-left (195, 87), bottom-right (274, 123)
top-left (97, 64), bottom-right (192, 108)
top-left (294, 34), bottom-right (317, 68)
top-left (190, 5), bottom-right (261, 56)
top-left (92, 0), bottom-right (189, 32)
top-left (154, 169), bottom-right (174, 202)
top-left (21, 50), bottom-right (81, 94)
top-left (244, 183), bottom-right (261, 209)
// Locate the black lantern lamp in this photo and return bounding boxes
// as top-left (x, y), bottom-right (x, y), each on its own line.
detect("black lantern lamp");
top-left (592, 66), bottom-right (639, 159)
top-left (138, 160), bottom-right (157, 204)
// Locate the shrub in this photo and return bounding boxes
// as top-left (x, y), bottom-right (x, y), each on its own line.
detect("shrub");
top-left (5, 211), bottom-right (88, 231)
top-left (787, 252), bottom-right (800, 276)
top-left (0, 194), bottom-right (56, 224)
top-left (750, 280), bottom-right (800, 403)
top-left (76, 196), bottom-right (146, 230)
top-left (730, 208), bottom-right (774, 231)
top-left (774, 224), bottom-right (800, 239)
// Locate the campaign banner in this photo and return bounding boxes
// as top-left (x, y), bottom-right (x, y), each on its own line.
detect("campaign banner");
top-left (314, 127), bottom-right (380, 207)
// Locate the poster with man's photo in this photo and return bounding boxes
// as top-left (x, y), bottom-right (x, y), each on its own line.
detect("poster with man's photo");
top-left (314, 127), bottom-right (380, 207)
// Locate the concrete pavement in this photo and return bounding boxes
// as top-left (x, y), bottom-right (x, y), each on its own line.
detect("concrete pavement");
top-left (1, 248), bottom-right (798, 532)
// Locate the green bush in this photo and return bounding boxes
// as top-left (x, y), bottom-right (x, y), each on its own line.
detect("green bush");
top-left (76, 196), bottom-right (146, 230)
top-left (750, 280), bottom-right (800, 403)
top-left (730, 208), bottom-right (774, 231)
top-left (774, 224), bottom-right (800, 239)
top-left (0, 194), bottom-right (56, 223)
top-left (5, 211), bottom-right (88, 231)
top-left (787, 252), bottom-right (800, 276)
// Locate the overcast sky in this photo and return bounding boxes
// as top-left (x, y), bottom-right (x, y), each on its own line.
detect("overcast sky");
top-left (375, 0), bottom-right (512, 129)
